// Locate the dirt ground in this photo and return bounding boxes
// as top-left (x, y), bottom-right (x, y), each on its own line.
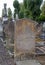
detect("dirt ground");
top-left (36, 56), bottom-right (45, 65)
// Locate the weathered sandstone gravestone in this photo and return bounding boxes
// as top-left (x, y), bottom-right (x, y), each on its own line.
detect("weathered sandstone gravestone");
top-left (14, 19), bottom-right (37, 57)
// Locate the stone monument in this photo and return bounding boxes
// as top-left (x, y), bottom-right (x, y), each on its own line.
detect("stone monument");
top-left (2, 3), bottom-right (8, 23)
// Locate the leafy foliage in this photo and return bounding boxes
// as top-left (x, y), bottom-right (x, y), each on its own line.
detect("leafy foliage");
top-left (23, 0), bottom-right (43, 20)
top-left (8, 8), bottom-right (12, 20)
top-left (38, 1), bottom-right (45, 22)
top-left (19, 10), bottom-right (24, 18)
top-left (13, 0), bottom-right (43, 22)
top-left (41, 1), bottom-right (45, 15)
top-left (13, 0), bottom-right (20, 16)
